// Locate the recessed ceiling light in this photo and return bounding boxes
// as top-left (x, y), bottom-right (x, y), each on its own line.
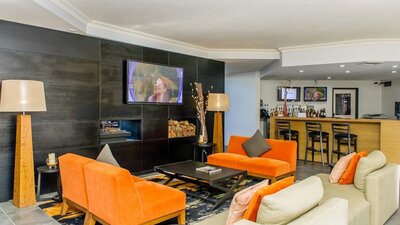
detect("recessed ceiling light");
top-left (345, 70), bottom-right (350, 73)
top-left (340, 65), bottom-right (345, 68)
top-left (392, 71), bottom-right (397, 73)
top-left (68, 28), bottom-right (78, 32)
top-left (327, 76), bottom-right (332, 80)
top-left (299, 70), bottom-right (304, 73)
top-left (393, 65), bottom-right (398, 68)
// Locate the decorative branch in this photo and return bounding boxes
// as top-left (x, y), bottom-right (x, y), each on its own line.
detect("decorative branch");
top-left (190, 82), bottom-right (207, 125)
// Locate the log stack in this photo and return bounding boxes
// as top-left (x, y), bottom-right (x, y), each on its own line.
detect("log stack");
top-left (168, 120), bottom-right (196, 138)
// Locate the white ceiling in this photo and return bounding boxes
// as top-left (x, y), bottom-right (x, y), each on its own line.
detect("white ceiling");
top-left (1, 0), bottom-right (400, 79)
top-left (68, 0), bottom-right (400, 49)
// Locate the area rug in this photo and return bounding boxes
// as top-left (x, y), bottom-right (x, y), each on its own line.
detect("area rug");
top-left (39, 174), bottom-right (262, 225)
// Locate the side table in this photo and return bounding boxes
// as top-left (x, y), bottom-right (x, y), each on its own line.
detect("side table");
top-left (192, 142), bottom-right (216, 162)
top-left (36, 165), bottom-right (61, 202)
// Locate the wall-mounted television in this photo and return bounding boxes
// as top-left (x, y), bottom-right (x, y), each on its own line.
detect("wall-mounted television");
top-left (125, 60), bottom-right (183, 104)
top-left (277, 87), bottom-right (301, 101)
top-left (304, 87), bottom-right (327, 101)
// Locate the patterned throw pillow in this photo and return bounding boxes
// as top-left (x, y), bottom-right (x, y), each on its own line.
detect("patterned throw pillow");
top-left (96, 144), bottom-right (120, 167)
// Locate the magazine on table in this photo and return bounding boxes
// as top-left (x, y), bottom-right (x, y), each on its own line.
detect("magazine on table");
top-left (196, 166), bottom-right (222, 175)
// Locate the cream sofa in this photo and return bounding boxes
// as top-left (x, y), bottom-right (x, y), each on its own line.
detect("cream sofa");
top-left (196, 176), bottom-right (349, 225)
top-left (196, 163), bottom-right (399, 225)
top-left (316, 163), bottom-right (400, 225)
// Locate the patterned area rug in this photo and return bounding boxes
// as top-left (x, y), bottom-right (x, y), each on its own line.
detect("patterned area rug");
top-left (39, 174), bottom-right (262, 225)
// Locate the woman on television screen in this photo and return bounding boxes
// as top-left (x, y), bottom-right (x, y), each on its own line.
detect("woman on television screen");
top-left (148, 76), bottom-right (173, 102)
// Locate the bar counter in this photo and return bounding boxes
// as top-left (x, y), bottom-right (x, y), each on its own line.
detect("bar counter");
top-left (270, 117), bottom-right (400, 164)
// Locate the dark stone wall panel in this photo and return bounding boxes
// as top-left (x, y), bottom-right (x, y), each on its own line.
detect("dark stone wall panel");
top-left (142, 139), bottom-right (169, 170)
top-left (0, 122), bottom-right (15, 154)
top-left (32, 122), bottom-right (99, 150)
top-left (169, 137), bottom-right (195, 162)
top-left (0, 152), bottom-right (13, 201)
top-left (143, 105), bottom-right (168, 119)
top-left (101, 86), bottom-right (142, 119)
top-left (142, 120), bottom-right (168, 140)
top-left (0, 50), bottom-right (99, 85)
top-left (198, 58), bottom-right (225, 76)
top-left (105, 142), bottom-right (142, 173)
top-left (169, 53), bottom-right (197, 74)
top-left (143, 48), bottom-right (168, 65)
top-left (100, 40), bottom-right (142, 69)
top-left (0, 20), bottom-right (99, 61)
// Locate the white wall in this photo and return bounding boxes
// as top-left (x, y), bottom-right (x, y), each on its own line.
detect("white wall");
top-left (381, 79), bottom-right (400, 119)
top-left (260, 80), bottom-right (382, 118)
top-left (225, 71), bottom-right (260, 145)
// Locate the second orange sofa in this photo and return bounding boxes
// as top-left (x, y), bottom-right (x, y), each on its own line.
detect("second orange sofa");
top-left (208, 136), bottom-right (297, 183)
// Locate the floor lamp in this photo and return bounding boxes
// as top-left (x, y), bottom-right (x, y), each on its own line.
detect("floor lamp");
top-left (0, 80), bottom-right (47, 208)
top-left (207, 93), bottom-right (230, 153)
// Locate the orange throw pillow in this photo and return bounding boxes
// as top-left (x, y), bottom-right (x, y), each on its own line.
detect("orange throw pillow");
top-left (339, 151), bottom-right (368, 184)
top-left (243, 176), bottom-right (295, 222)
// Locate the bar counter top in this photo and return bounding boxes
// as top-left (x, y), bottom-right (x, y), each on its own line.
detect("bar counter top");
top-left (270, 117), bottom-right (400, 164)
top-left (271, 117), bottom-right (384, 124)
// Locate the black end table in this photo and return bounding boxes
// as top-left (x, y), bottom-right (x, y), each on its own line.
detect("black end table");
top-left (36, 165), bottom-right (61, 202)
top-left (192, 142), bottom-right (216, 162)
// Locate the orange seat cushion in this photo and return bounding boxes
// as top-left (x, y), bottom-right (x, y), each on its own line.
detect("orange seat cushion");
top-left (243, 176), bottom-right (295, 222)
top-left (208, 153), bottom-right (249, 169)
top-left (136, 181), bottom-right (186, 222)
top-left (238, 157), bottom-right (291, 177)
top-left (132, 175), bottom-right (145, 183)
top-left (339, 151), bottom-right (368, 184)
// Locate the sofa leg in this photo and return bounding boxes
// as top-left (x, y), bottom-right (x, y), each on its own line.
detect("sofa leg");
top-left (270, 177), bottom-right (277, 184)
top-left (83, 212), bottom-right (96, 225)
top-left (177, 210), bottom-right (186, 224)
top-left (60, 198), bottom-right (69, 216)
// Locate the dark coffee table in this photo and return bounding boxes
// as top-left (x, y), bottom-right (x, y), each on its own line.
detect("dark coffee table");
top-left (154, 160), bottom-right (247, 209)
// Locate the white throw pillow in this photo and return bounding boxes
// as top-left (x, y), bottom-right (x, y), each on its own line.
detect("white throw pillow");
top-left (354, 150), bottom-right (386, 191)
top-left (256, 176), bottom-right (323, 225)
top-left (97, 144), bottom-right (120, 167)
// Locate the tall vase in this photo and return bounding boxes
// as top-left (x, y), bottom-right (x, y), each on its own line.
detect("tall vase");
top-left (198, 122), bottom-right (208, 144)
top-left (283, 99), bottom-right (288, 117)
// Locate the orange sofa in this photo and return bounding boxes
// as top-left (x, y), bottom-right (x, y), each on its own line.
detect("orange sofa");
top-left (59, 153), bottom-right (186, 225)
top-left (208, 136), bottom-right (297, 183)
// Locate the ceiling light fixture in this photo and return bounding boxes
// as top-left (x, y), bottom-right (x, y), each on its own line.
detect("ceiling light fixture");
top-left (299, 70), bottom-right (304, 73)
top-left (345, 70), bottom-right (350, 73)
top-left (340, 65), bottom-right (345, 68)
top-left (393, 65), bottom-right (398, 68)
top-left (392, 71), bottom-right (397, 73)
top-left (327, 76), bottom-right (332, 80)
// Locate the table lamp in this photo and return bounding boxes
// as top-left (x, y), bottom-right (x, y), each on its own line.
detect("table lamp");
top-left (207, 93), bottom-right (230, 153)
top-left (0, 80), bottom-right (47, 207)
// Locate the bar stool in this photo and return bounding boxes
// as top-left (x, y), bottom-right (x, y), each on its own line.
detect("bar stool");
top-left (305, 122), bottom-right (329, 167)
top-left (276, 121), bottom-right (299, 158)
top-left (331, 123), bottom-right (358, 163)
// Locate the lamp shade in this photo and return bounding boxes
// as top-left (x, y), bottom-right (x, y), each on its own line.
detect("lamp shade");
top-left (207, 93), bottom-right (230, 112)
top-left (0, 80), bottom-right (47, 112)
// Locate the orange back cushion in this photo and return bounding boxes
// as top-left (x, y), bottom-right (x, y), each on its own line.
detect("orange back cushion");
top-left (339, 151), bottom-right (368, 184)
top-left (243, 176), bottom-right (295, 222)
top-left (226, 136), bottom-right (250, 155)
top-left (59, 153), bottom-right (94, 209)
top-left (84, 161), bottom-right (143, 225)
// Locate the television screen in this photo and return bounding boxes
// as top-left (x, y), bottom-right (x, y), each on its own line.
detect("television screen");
top-left (304, 87), bottom-right (327, 101)
top-left (277, 87), bottom-right (301, 101)
top-left (125, 60), bottom-right (183, 104)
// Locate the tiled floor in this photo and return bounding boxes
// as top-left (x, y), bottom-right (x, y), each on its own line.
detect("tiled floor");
top-left (0, 201), bottom-right (59, 225)
top-left (0, 160), bottom-right (399, 225)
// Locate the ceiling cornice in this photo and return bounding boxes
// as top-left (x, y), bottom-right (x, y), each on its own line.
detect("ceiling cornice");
top-left (33, 0), bottom-right (279, 60)
top-left (34, 0), bottom-right (89, 32)
top-left (279, 39), bottom-right (400, 52)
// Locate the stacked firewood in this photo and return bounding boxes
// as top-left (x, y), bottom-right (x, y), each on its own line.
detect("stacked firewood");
top-left (168, 120), bottom-right (196, 138)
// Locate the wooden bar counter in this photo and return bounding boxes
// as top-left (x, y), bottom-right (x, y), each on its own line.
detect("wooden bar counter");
top-left (270, 117), bottom-right (400, 164)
